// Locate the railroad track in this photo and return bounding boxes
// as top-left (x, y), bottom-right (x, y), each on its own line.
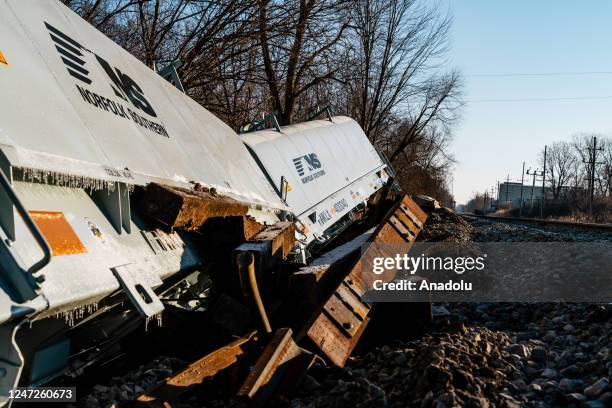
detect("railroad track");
top-left (459, 213), bottom-right (612, 233)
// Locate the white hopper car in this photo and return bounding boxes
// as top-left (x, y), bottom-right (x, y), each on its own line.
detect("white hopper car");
top-left (242, 117), bottom-right (389, 249)
top-left (0, 0), bottom-right (391, 403)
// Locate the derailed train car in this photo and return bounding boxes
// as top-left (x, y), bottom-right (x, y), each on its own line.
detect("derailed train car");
top-left (242, 117), bottom-right (389, 250)
top-left (0, 1), bottom-right (421, 405)
top-left (0, 0), bottom-right (286, 401)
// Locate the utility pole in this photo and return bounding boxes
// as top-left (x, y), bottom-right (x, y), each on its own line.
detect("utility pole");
top-left (584, 136), bottom-right (604, 218)
top-left (526, 167), bottom-right (544, 216)
top-left (496, 181), bottom-right (500, 204)
top-left (482, 190), bottom-right (487, 214)
top-left (505, 174), bottom-right (510, 202)
top-left (490, 186), bottom-right (496, 211)
top-left (541, 145), bottom-right (547, 218)
top-left (519, 162), bottom-right (525, 217)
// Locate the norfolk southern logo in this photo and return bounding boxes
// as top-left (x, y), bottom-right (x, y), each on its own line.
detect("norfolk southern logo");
top-left (292, 153), bottom-right (325, 184)
top-left (45, 22), bottom-right (169, 137)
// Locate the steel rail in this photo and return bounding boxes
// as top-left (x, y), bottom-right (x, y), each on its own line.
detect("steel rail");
top-left (460, 213), bottom-right (612, 232)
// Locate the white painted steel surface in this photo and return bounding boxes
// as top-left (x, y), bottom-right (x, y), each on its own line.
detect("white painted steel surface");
top-left (241, 117), bottom-right (388, 244)
top-left (8, 181), bottom-right (200, 319)
top-left (0, 0), bottom-right (285, 212)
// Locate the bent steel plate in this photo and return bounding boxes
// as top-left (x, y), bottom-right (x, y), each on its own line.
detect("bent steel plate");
top-left (301, 196), bottom-right (427, 366)
top-left (238, 328), bottom-right (315, 405)
top-left (129, 331), bottom-right (256, 407)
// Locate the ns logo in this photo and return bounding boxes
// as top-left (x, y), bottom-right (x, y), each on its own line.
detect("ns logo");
top-left (45, 21), bottom-right (157, 118)
top-left (292, 153), bottom-right (322, 177)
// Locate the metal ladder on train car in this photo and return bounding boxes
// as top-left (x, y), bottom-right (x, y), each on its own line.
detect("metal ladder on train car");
top-left (0, 161), bottom-right (52, 408)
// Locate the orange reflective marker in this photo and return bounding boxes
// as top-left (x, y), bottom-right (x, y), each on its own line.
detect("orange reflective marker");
top-left (0, 50), bottom-right (8, 66)
top-left (29, 211), bottom-right (87, 256)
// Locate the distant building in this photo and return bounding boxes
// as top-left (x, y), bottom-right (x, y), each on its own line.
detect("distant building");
top-left (497, 182), bottom-right (579, 209)
top-left (497, 182), bottom-right (544, 209)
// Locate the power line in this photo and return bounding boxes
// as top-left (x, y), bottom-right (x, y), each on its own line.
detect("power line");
top-left (467, 95), bottom-right (612, 103)
top-left (466, 71), bottom-right (612, 77)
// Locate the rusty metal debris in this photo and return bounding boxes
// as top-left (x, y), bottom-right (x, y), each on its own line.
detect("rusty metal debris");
top-left (120, 196), bottom-right (428, 407)
top-left (232, 222), bottom-right (296, 277)
top-left (249, 222), bottom-right (296, 259)
top-left (300, 195), bottom-right (428, 366)
top-left (237, 327), bottom-right (315, 406)
top-left (141, 183), bottom-right (251, 231)
top-left (412, 194), bottom-right (441, 213)
top-left (289, 229), bottom-right (373, 320)
top-left (127, 331), bottom-right (257, 407)
top-left (99, 196), bottom-right (429, 408)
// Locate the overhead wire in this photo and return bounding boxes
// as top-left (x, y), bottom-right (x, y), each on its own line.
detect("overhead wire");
top-left (467, 95), bottom-right (612, 103)
top-left (464, 70), bottom-right (612, 102)
top-left (465, 71), bottom-right (612, 77)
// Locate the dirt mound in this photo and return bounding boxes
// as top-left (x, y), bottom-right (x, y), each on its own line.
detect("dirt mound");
top-left (418, 208), bottom-right (474, 242)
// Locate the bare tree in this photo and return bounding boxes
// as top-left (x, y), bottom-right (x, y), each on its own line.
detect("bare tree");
top-left (384, 72), bottom-right (461, 164)
top-left (199, 31), bottom-right (270, 128)
top-left (601, 138), bottom-right (612, 197)
top-left (465, 192), bottom-right (486, 214)
top-left (66, 0), bottom-right (463, 196)
top-left (257, 0), bottom-right (352, 125)
top-left (388, 123), bottom-right (455, 202)
top-left (62, 0), bottom-right (143, 30)
top-left (570, 134), bottom-right (592, 194)
top-left (571, 133), bottom-right (611, 197)
top-left (334, 0), bottom-right (462, 165)
top-left (540, 142), bottom-right (576, 200)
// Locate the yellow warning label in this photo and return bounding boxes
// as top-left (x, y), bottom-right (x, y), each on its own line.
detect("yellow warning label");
top-left (0, 50), bottom-right (8, 66)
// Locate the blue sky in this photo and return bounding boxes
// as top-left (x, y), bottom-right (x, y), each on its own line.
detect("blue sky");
top-left (442, 1), bottom-right (612, 204)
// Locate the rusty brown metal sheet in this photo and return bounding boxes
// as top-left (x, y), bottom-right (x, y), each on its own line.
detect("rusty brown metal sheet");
top-left (249, 222), bottom-right (295, 259)
top-left (301, 195), bottom-right (427, 367)
top-left (127, 332), bottom-right (256, 407)
top-left (391, 209), bottom-right (421, 237)
top-left (140, 183), bottom-right (250, 230)
top-left (289, 229), bottom-right (373, 319)
top-left (322, 279), bottom-right (370, 338)
top-left (238, 328), bottom-right (315, 405)
top-left (401, 198), bottom-right (427, 227)
top-left (388, 214), bottom-right (415, 241)
top-left (303, 276), bottom-right (371, 367)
